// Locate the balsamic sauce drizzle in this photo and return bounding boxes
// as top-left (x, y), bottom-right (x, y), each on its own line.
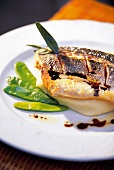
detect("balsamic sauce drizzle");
top-left (29, 114), bottom-right (114, 130)
top-left (64, 118), bottom-right (114, 130)
top-left (77, 119), bottom-right (106, 130)
top-left (29, 114), bottom-right (48, 120)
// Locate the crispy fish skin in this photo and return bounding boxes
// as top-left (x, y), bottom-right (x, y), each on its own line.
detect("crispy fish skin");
top-left (34, 47), bottom-right (114, 104)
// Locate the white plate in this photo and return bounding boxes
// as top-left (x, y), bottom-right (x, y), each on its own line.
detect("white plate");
top-left (0, 20), bottom-right (114, 161)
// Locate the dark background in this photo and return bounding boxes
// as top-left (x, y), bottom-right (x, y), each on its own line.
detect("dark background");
top-left (0, 0), bottom-right (114, 35)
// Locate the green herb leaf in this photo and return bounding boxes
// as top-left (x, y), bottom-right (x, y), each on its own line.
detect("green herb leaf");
top-left (27, 44), bottom-right (45, 49)
top-left (36, 22), bottom-right (59, 54)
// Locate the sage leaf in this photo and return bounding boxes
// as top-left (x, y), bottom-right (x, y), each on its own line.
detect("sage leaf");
top-left (36, 22), bottom-right (59, 54)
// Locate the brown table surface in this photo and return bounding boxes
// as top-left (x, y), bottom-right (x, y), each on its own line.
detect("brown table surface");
top-left (1, 0), bottom-right (114, 169)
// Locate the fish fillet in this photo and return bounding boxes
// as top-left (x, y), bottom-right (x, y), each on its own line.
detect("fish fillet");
top-left (34, 47), bottom-right (114, 116)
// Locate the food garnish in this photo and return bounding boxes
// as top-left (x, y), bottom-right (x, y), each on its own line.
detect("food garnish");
top-left (14, 62), bottom-right (36, 87)
top-left (36, 22), bottom-right (59, 54)
top-left (4, 62), bottom-right (68, 111)
top-left (14, 101), bottom-right (68, 112)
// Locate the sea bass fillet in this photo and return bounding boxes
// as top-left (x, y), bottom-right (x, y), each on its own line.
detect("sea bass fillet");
top-left (34, 47), bottom-right (114, 116)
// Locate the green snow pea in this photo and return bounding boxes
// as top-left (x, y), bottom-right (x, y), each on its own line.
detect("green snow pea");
top-left (14, 101), bottom-right (68, 112)
top-left (7, 76), bottom-right (23, 85)
top-left (4, 85), bottom-right (58, 104)
top-left (7, 76), bottom-right (35, 90)
top-left (6, 63), bottom-right (58, 104)
top-left (14, 62), bottom-right (36, 87)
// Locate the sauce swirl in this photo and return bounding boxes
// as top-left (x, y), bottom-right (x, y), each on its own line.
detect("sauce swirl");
top-left (77, 118), bottom-right (106, 130)
top-left (29, 114), bottom-right (114, 130)
top-left (64, 118), bottom-right (114, 130)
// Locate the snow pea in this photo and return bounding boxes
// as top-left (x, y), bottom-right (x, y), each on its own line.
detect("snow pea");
top-left (7, 76), bottom-right (23, 85)
top-left (7, 76), bottom-right (35, 90)
top-left (6, 63), bottom-right (59, 104)
top-left (4, 85), bottom-right (58, 104)
top-left (14, 62), bottom-right (36, 87)
top-left (14, 101), bottom-right (68, 112)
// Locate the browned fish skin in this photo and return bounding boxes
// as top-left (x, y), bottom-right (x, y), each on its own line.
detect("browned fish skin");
top-left (59, 47), bottom-right (114, 89)
top-left (35, 47), bottom-right (114, 102)
top-left (106, 65), bottom-right (114, 87)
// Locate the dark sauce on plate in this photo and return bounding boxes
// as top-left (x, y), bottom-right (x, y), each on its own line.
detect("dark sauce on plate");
top-left (64, 118), bottom-right (114, 130)
top-left (77, 118), bottom-right (114, 130)
top-left (77, 118), bottom-right (106, 130)
top-left (29, 114), bottom-right (114, 130)
top-left (64, 121), bottom-right (74, 127)
top-left (29, 114), bottom-right (48, 120)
